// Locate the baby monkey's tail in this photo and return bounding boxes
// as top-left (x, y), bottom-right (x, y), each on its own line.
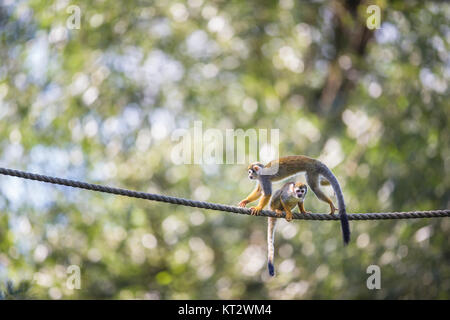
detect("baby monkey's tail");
top-left (267, 217), bottom-right (277, 276)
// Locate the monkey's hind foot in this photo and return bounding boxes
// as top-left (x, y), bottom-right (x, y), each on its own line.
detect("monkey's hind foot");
top-left (329, 204), bottom-right (338, 215)
top-left (275, 209), bottom-right (284, 217)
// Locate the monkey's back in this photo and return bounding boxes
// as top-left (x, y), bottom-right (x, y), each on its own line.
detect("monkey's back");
top-left (266, 155), bottom-right (320, 181)
top-left (269, 183), bottom-right (299, 211)
top-left (269, 188), bottom-right (284, 210)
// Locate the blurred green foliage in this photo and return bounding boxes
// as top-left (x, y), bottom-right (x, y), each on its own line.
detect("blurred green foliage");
top-left (0, 0), bottom-right (449, 299)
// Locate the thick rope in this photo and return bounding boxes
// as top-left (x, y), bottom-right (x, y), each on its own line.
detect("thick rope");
top-left (0, 167), bottom-right (449, 221)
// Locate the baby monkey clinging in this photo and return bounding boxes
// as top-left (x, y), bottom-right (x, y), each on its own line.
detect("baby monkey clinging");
top-left (267, 182), bottom-right (308, 276)
top-left (269, 182), bottom-right (309, 222)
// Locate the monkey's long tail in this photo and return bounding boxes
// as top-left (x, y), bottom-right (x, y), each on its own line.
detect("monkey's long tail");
top-left (267, 217), bottom-right (277, 276)
top-left (318, 163), bottom-right (351, 245)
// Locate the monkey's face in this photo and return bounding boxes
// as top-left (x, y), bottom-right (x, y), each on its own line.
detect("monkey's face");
top-left (293, 183), bottom-right (307, 200)
top-left (247, 163), bottom-right (264, 180)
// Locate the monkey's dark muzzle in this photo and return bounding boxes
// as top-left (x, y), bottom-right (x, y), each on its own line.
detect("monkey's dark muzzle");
top-left (295, 190), bottom-right (305, 198)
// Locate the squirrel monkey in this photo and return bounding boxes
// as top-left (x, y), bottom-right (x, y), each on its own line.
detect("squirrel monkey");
top-left (238, 155), bottom-right (350, 245)
top-left (268, 182), bottom-right (308, 276)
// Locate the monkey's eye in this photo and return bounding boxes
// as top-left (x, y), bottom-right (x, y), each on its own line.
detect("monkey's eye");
top-left (248, 169), bottom-right (253, 174)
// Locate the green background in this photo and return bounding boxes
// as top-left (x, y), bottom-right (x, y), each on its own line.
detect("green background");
top-left (0, 0), bottom-right (449, 299)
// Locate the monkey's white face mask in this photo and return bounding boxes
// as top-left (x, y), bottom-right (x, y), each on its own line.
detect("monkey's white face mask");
top-left (291, 184), bottom-right (307, 200)
top-left (247, 163), bottom-right (264, 180)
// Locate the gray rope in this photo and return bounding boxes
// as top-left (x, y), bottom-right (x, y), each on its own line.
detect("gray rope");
top-left (0, 167), bottom-right (449, 221)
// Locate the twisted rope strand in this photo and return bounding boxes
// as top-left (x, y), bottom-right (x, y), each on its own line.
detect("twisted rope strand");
top-left (0, 167), bottom-right (449, 221)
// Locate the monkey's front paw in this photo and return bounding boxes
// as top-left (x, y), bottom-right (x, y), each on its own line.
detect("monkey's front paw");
top-left (250, 206), bottom-right (262, 216)
top-left (238, 200), bottom-right (249, 207)
top-left (275, 209), bottom-right (284, 217)
top-left (285, 212), bottom-right (293, 222)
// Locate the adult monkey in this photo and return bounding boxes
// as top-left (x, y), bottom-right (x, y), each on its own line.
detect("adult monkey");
top-left (239, 155), bottom-right (350, 245)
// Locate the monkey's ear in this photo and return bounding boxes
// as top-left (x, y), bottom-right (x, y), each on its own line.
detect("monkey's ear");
top-left (289, 183), bottom-right (295, 193)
